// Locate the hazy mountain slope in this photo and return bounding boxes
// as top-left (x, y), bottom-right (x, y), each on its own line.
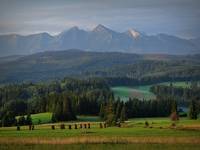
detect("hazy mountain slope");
top-left (0, 25), bottom-right (199, 56)
top-left (190, 37), bottom-right (200, 49)
top-left (0, 33), bottom-right (53, 56)
top-left (0, 50), bottom-right (200, 84)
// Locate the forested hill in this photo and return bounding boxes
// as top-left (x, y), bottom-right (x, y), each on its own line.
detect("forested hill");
top-left (0, 78), bottom-right (112, 117)
top-left (0, 49), bottom-right (200, 84)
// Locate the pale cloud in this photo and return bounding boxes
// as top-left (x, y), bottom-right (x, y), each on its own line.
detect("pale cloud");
top-left (0, 0), bottom-right (199, 38)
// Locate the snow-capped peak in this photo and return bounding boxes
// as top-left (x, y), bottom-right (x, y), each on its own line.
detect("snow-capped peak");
top-left (92, 24), bottom-right (113, 33)
top-left (127, 29), bottom-right (140, 38)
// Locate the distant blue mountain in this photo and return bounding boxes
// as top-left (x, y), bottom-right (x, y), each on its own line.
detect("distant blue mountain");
top-left (0, 24), bottom-right (199, 56)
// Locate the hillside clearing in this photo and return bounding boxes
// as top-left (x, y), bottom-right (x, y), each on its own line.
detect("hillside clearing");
top-left (111, 81), bottom-right (198, 101)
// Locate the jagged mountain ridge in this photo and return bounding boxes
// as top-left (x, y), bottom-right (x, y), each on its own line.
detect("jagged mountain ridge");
top-left (0, 24), bottom-right (199, 56)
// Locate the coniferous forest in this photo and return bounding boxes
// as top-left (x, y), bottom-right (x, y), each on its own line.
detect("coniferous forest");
top-left (0, 78), bottom-right (112, 126)
top-left (1, 76), bottom-right (199, 127)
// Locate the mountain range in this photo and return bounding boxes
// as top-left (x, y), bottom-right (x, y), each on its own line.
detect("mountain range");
top-left (0, 24), bottom-right (199, 56)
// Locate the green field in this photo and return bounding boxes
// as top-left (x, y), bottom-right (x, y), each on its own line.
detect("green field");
top-left (26, 112), bottom-right (52, 124)
top-left (1, 116), bottom-right (200, 149)
top-left (159, 81), bottom-right (192, 88)
top-left (1, 144), bottom-right (200, 150)
top-left (112, 85), bottom-right (156, 101)
top-left (17, 112), bottom-right (100, 125)
top-left (1, 117), bottom-right (200, 138)
top-left (2, 81), bottom-right (200, 149)
top-left (111, 81), bottom-right (195, 101)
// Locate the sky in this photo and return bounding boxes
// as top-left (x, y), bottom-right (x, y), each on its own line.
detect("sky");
top-left (0, 0), bottom-right (199, 39)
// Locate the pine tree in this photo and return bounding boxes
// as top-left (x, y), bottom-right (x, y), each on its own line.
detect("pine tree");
top-left (115, 101), bottom-right (122, 121)
top-left (62, 95), bottom-right (76, 121)
top-left (2, 112), bottom-right (16, 127)
top-left (54, 101), bottom-right (63, 121)
top-left (170, 99), bottom-right (179, 121)
top-left (105, 99), bottom-right (116, 126)
top-left (52, 93), bottom-right (76, 122)
top-left (26, 114), bottom-right (32, 125)
top-left (18, 116), bottom-right (26, 125)
top-left (51, 113), bottom-right (57, 123)
top-left (99, 102), bottom-right (105, 119)
top-left (188, 100), bottom-right (198, 120)
top-left (171, 100), bottom-right (177, 113)
top-left (120, 105), bottom-right (127, 123)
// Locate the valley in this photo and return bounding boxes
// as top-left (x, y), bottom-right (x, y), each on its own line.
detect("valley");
top-left (0, 56), bottom-right (200, 149)
top-left (0, 0), bottom-right (200, 149)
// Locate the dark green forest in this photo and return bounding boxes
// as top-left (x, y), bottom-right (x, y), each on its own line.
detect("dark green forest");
top-left (1, 50), bottom-right (200, 126)
top-left (0, 50), bottom-right (200, 85)
top-left (1, 77), bottom-right (199, 127)
top-left (0, 78), bottom-right (112, 126)
top-left (150, 82), bottom-right (200, 106)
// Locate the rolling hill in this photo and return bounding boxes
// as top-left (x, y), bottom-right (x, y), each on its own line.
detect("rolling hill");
top-left (0, 49), bottom-right (200, 84)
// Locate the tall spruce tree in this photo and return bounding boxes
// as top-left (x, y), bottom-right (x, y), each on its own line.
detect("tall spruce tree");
top-left (54, 101), bottom-right (63, 121)
top-left (189, 100), bottom-right (198, 120)
top-left (26, 114), bottom-right (32, 125)
top-left (51, 113), bottom-right (57, 123)
top-left (105, 98), bottom-right (116, 126)
top-left (171, 100), bottom-right (177, 113)
top-left (2, 112), bottom-right (16, 127)
top-left (120, 104), bottom-right (127, 123)
top-left (99, 102), bottom-right (105, 119)
top-left (18, 115), bottom-right (26, 125)
top-left (170, 99), bottom-right (179, 121)
top-left (115, 101), bottom-right (122, 122)
top-left (62, 94), bottom-right (76, 121)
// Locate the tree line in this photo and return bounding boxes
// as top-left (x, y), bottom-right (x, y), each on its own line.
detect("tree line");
top-left (0, 78), bottom-right (112, 126)
top-left (99, 96), bottom-right (179, 126)
top-left (150, 82), bottom-right (200, 106)
top-left (1, 77), bottom-right (199, 127)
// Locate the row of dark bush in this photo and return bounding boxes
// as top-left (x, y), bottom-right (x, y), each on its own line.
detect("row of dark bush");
top-left (55, 123), bottom-right (91, 130)
top-left (16, 123), bottom-right (109, 131)
top-left (17, 125), bottom-right (34, 131)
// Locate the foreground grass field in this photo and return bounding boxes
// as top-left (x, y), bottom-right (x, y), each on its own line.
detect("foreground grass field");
top-left (1, 117), bottom-right (200, 138)
top-left (1, 117), bottom-right (200, 149)
top-left (1, 143), bottom-right (200, 150)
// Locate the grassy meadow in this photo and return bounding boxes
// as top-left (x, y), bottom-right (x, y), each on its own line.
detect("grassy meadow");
top-left (1, 114), bottom-right (200, 149)
top-left (17, 112), bottom-right (53, 125)
top-left (1, 81), bottom-right (200, 149)
top-left (1, 118), bottom-right (200, 138)
top-left (111, 81), bottom-right (194, 101)
top-left (111, 85), bottom-right (155, 101)
top-left (1, 117), bottom-right (200, 138)
top-left (1, 144), bottom-right (200, 150)
top-left (16, 112), bottom-right (100, 125)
